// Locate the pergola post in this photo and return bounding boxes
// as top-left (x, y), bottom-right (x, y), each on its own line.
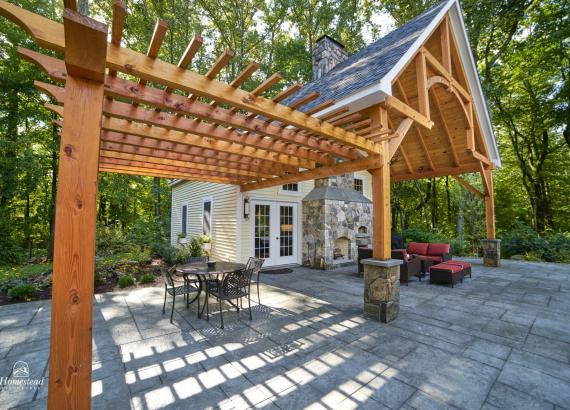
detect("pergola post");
top-left (48, 10), bottom-right (107, 410)
top-left (482, 167), bottom-right (500, 266)
top-left (363, 136), bottom-right (402, 323)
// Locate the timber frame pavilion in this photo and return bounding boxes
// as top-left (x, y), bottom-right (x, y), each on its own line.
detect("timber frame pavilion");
top-left (0, 0), bottom-right (499, 407)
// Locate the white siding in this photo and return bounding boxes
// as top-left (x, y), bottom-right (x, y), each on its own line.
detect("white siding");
top-left (171, 181), bottom-right (238, 262)
top-left (354, 170), bottom-right (373, 200)
top-left (171, 174), bottom-right (371, 265)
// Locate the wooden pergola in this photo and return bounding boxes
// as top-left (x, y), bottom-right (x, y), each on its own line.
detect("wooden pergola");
top-left (0, 0), bottom-right (496, 408)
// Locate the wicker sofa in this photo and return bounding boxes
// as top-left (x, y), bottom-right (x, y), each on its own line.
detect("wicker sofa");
top-left (357, 247), bottom-right (422, 285)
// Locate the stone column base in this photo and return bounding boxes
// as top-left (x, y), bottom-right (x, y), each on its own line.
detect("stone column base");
top-left (362, 258), bottom-right (402, 323)
top-left (482, 239), bottom-right (501, 267)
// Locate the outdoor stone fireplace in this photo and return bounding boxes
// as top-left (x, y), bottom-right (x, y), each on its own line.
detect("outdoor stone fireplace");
top-left (302, 173), bottom-right (372, 269)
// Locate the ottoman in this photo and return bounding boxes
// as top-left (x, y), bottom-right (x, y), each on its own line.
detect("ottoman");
top-left (445, 261), bottom-right (472, 278)
top-left (429, 262), bottom-right (463, 287)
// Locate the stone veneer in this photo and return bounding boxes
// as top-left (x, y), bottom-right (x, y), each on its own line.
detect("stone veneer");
top-left (362, 258), bottom-right (402, 323)
top-left (302, 174), bottom-right (372, 270)
top-left (482, 239), bottom-right (501, 267)
top-left (312, 35), bottom-right (348, 80)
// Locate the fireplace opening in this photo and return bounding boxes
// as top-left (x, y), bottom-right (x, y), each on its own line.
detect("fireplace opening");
top-left (333, 236), bottom-right (351, 260)
top-left (358, 226), bottom-right (368, 234)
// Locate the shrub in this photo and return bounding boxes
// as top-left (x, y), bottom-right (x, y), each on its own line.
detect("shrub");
top-left (96, 226), bottom-right (136, 256)
top-left (118, 274), bottom-right (134, 288)
top-left (151, 242), bottom-right (180, 265)
top-left (139, 273), bottom-right (156, 284)
top-left (8, 284), bottom-right (38, 301)
top-left (500, 222), bottom-right (570, 263)
top-left (188, 236), bottom-right (204, 257)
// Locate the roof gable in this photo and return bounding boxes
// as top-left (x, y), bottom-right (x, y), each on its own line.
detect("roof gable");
top-left (286, 1), bottom-right (448, 112)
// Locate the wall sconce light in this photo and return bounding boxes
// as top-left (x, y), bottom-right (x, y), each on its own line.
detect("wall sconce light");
top-left (243, 197), bottom-right (250, 219)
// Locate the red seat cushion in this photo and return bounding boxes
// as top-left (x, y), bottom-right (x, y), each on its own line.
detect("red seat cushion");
top-left (427, 243), bottom-right (450, 256)
top-left (416, 255), bottom-right (442, 263)
top-left (407, 242), bottom-right (429, 256)
top-left (446, 261), bottom-right (471, 269)
top-left (430, 263), bottom-right (462, 273)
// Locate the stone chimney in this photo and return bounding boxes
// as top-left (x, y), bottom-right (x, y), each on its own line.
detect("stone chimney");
top-left (312, 35), bottom-right (348, 80)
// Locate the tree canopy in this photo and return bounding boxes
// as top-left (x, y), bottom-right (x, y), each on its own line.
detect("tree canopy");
top-left (0, 0), bottom-right (568, 264)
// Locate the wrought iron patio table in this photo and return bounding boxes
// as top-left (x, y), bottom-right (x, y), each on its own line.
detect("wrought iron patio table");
top-left (176, 262), bottom-right (245, 319)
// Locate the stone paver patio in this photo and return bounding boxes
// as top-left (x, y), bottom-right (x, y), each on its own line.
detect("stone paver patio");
top-left (1, 258), bottom-right (570, 410)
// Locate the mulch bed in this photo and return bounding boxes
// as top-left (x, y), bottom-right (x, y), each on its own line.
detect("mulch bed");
top-left (0, 259), bottom-right (166, 306)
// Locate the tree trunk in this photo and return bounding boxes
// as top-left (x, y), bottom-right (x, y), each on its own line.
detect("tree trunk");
top-left (47, 118), bottom-right (59, 260)
top-left (25, 193), bottom-right (31, 259)
top-left (154, 177), bottom-right (161, 220)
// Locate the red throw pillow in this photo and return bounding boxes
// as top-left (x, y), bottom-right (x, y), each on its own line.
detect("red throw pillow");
top-left (427, 243), bottom-right (450, 256)
top-left (407, 242), bottom-right (429, 256)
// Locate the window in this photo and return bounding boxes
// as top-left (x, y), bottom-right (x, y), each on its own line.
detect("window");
top-left (181, 204), bottom-right (188, 235)
top-left (282, 183), bottom-right (298, 192)
top-left (354, 178), bottom-right (363, 193)
top-left (202, 199), bottom-right (212, 236)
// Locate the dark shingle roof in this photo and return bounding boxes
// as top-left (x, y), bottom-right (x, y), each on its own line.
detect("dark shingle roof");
top-left (285, 1), bottom-right (448, 112)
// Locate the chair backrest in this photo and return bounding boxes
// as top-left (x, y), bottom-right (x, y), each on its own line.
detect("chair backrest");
top-left (245, 257), bottom-right (264, 274)
top-left (221, 267), bottom-right (254, 296)
top-left (187, 256), bottom-right (209, 264)
top-left (161, 264), bottom-right (175, 287)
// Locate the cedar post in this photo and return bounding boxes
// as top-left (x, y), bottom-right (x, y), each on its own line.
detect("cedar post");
top-left (48, 10), bottom-right (107, 410)
top-left (363, 135), bottom-right (402, 323)
top-left (482, 167), bottom-right (500, 266)
top-left (370, 142), bottom-right (391, 260)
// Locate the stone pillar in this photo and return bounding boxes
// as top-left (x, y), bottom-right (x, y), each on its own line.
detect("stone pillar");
top-left (362, 258), bottom-right (402, 323)
top-left (482, 239), bottom-right (501, 267)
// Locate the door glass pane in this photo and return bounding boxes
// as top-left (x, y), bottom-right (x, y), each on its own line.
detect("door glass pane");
top-left (280, 206), bottom-right (294, 257)
top-left (254, 204), bottom-right (270, 259)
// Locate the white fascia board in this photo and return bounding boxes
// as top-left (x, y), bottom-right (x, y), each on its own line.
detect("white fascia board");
top-left (447, 2), bottom-right (501, 167)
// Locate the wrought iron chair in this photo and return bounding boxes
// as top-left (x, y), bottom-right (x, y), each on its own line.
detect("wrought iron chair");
top-left (161, 265), bottom-right (200, 323)
top-left (205, 266), bottom-right (256, 329)
top-left (245, 257), bottom-right (265, 305)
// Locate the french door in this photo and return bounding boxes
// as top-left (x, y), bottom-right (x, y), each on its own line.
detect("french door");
top-left (252, 201), bottom-right (298, 267)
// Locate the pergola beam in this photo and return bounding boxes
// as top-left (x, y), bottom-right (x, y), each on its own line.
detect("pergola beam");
top-left (100, 166), bottom-right (242, 184)
top-left (0, 2), bottom-right (379, 153)
top-left (98, 131), bottom-right (296, 173)
top-left (240, 155), bottom-right (383, 192)
top-left (100, 150), bottom-right (269, 178)
top-left (39, 82), bottom-right (332, 165)
top-left (99, 159), bottom-right (250, 182)
top-left (452, 175), bottom-right (484, 198)
top-left (24, 49), bottom-right (360, 161)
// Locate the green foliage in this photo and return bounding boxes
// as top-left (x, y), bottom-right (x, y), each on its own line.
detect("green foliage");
top-left (118, 274), bottom-right (135, 289)
top-left (150, 242), bottom-right (180, 265)
top-left (7, 284), bottom-right (38, 301)
top-left (188, 237), bottom-right (204, 257)
top-left (501, 222), bottom-right (570, 262)
top-left (0, 0), bottom-right (568, 270)
top-left (139, 273), bottom-right (156, 285)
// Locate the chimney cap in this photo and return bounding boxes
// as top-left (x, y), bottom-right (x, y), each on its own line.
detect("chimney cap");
top-left (315, 35), bottom-right (345, 49)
